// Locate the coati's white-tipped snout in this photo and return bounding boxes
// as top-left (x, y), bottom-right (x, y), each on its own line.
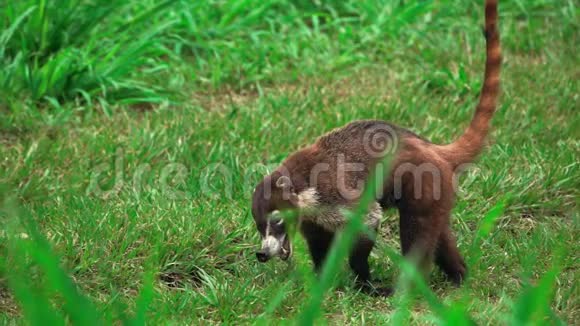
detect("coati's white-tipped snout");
top-left (258, 233), bottom-right (291, 262)
top-left (256, 211), bottom-right (292, 262)
top-left (261, 235), bottom-right (282, 255)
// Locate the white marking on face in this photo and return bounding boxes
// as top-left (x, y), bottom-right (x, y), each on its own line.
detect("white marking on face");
top-left (261, 235), bottom-right (282, 254)
top-left (261, 211), bottom-right (287, 257)
top-left (296, 187), bottom-right (319, 208)
top-left (265, 210), bottom-right (280, 237)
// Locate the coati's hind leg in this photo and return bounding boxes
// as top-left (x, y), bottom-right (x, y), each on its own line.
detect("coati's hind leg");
top-left (435, 226), bottom-right (467, 285)
top-left (300, 221), bottom-right (334, 272)
top-left (398, 207), bottom-right (446, 278)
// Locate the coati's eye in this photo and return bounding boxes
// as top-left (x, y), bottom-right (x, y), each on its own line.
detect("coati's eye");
top-left (265, 210), bottom-right (286, 236)
top-left (269, 218), bottom-right (284, 232)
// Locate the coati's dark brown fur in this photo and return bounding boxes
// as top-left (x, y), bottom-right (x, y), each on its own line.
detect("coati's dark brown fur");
top-left (252, 0), bottom-right (501, 296)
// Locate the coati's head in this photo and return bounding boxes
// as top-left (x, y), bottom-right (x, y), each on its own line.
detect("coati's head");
top-left (255, 210), bottom-right (292, 262)
top-left (251, 173), bottom-right (302, 263)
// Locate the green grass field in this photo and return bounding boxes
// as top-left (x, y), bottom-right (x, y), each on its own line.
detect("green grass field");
top-left (0, 0), bottom-right (578, 324)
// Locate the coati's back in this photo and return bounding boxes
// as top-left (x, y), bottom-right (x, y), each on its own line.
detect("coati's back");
top-left (280, 120), bottom-right (421, 207)
top-left (317, 120), bottom-right (421, 152)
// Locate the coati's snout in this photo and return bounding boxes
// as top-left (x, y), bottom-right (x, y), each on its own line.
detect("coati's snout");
top-left (255, 214), bottom-right (292, 263)
top-left (255, 250), bottom-right (269, 262)
top-left (256, 236), bottom-right (291, 262)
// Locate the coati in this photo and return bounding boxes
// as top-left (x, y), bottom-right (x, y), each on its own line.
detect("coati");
top-left (251, 0), bottom-right (501, 296)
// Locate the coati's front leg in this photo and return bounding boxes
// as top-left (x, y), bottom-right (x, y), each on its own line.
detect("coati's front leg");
top-left (348, 237), bottom-right (374, 282)
top-left (349, 237), bottom-right (393, 296)
top-left (301, 204), bottom-right (391, 296)
top-left (300, 221), bottom-right (334, 272)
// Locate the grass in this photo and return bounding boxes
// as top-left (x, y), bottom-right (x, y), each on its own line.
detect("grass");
top-left (0, 0), bottom-right (579, 324)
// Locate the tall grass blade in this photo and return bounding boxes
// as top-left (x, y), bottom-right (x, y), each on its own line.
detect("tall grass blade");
top-left (511, 237), bottom-right (566, 325)
top-left (0, 250), bottom-right (64, 324)
top-left (467, 196), bottom-right (509, 270)
top-left (4, 206), bottom-right (102, 324)
top-left (297, 153), bottom-right (395, 325)
top-left (0, 7), bottom-right (36, 58)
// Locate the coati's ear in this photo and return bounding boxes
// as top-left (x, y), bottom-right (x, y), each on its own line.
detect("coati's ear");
top-left (276, 176), bottom-right (293, 190)
top-left (276, 175), bottom-right (300, 205)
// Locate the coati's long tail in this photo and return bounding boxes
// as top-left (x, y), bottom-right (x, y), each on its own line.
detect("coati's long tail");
top-left (437, 0), bottom-right (501, 167)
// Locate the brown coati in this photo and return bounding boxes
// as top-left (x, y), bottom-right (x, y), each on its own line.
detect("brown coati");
top-left (251, 0), bottom-right (501, 296)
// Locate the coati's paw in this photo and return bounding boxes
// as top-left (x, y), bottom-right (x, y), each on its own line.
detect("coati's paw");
top-left (368, 286), bottom-right (394, 297)
top-left (444, 259), bottom-right (467, 286)
top-left (356, 281), bottom-right (394, 297)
